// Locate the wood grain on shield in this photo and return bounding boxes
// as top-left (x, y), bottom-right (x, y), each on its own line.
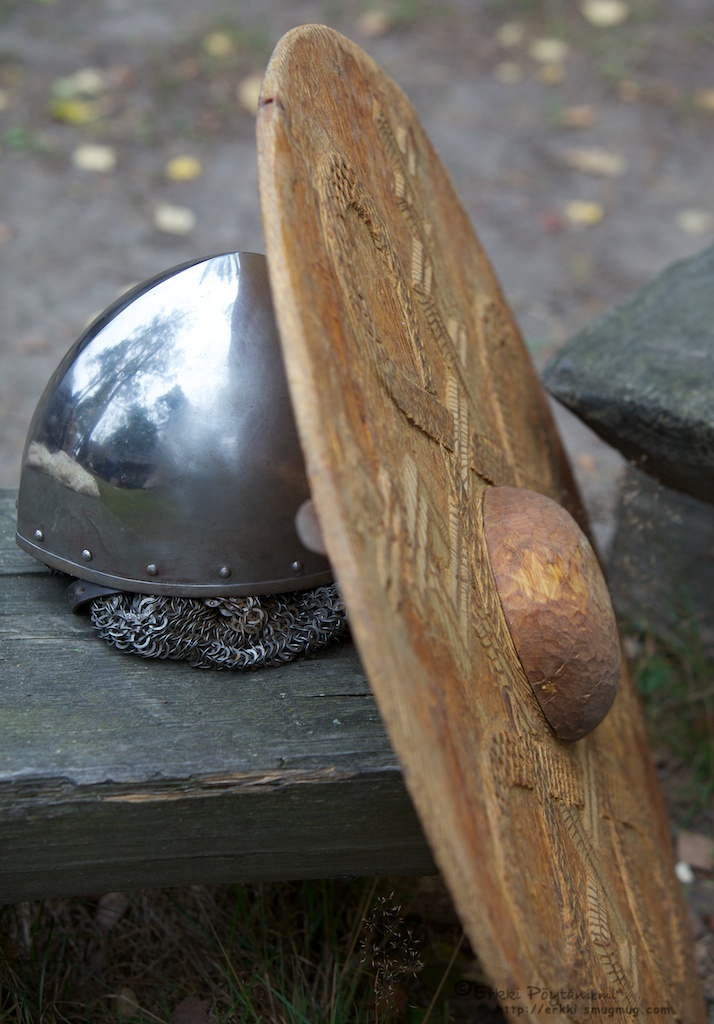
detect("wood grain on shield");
top-left (257, 25), bottom-right (703, 1018)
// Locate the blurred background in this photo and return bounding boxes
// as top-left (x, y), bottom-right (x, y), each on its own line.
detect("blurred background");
top-left (1, 0), bottom-right (712, 495)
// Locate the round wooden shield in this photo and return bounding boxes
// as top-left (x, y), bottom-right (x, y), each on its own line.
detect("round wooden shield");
top-left (257, 26), bottom-right (702, 1017)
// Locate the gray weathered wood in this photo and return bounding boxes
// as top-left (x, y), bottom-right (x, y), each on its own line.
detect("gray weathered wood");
top-left (0, 490), bottom-right (434, 902)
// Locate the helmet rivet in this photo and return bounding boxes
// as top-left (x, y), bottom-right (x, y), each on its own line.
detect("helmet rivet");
top-left (291, 560), bottom-right (305, 574)
top-left (81, 549), bottom-right (93, 562)
top-left (219, 566), bottom-right (232, 579)
top-left (146, 564), bottom-right (159, 576)
top-left (34, 529), bottom-right (45, 542)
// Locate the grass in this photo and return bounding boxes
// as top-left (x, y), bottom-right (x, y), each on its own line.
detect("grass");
top-left (630, 618), bottom-right (714, 826)
top-left (0, 878), bottom-right (486, 1024)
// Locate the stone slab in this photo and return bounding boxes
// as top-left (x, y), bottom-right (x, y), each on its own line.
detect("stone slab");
top-left (543, 243), bottom-right (714, 503)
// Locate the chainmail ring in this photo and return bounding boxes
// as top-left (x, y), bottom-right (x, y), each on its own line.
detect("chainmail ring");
top-left (89, 583), bottom-right (348, 670)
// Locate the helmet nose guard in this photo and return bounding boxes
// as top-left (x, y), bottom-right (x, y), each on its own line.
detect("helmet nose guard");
top-left (16, 252), bottom-right (334, 599)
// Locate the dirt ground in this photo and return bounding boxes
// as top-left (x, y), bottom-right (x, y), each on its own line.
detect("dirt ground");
top-left (1, 0), bottom-right (713, 502)
top-left (1, 0), bottom-right (713, 1014)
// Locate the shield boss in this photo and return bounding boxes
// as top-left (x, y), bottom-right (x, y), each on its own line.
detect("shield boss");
top-left (257, 25), bottom-right (703, 1017)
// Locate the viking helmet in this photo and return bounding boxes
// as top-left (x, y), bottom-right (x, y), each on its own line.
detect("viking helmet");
top-left (16, 252), bottom-right (346, 668)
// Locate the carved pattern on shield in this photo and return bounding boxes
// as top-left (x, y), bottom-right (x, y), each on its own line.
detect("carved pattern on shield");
top-left (257, 26), bottom-right (703, 1016)
top-left (485, 730), bottom-right (646, 1003)
top-left (317, 149), bottom-right (478, 677)
top-left (319, 96), bottom-right (682, 1010)
top-left (372, 100), bottom-right (572, 509)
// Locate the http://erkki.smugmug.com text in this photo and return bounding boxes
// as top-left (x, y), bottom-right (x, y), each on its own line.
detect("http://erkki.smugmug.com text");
top-left (453, 984), bottom-right (676, 1017)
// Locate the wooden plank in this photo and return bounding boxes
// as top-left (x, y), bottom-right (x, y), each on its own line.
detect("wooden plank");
top-left (1, 775), bottom-right (429, 902)
top-left (0, 490), bottom-right (46, 576)
top-left (0, 489), bottom-right (435, 902)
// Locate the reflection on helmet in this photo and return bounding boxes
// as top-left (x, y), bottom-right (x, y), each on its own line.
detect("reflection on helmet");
top-left (16, 252), bottom-right (347, 669)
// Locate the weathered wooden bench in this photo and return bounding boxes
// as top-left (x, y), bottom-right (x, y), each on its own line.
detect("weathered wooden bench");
top-left (0, 489), bottom-right (435, 903)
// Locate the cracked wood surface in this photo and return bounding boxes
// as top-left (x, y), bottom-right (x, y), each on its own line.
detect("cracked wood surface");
top-left (0, 490), bottom-right (434, 902)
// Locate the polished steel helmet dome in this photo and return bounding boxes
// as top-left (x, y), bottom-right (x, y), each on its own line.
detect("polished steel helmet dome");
top-left (16, 252), bottom-right (333, 597)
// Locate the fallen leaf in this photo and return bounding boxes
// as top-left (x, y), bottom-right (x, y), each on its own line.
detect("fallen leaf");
top-left (564, 200), bottom-right (604, 226)
top-left (72, 143), bottom-right (117, 172)
top-left (559, 105), bottom-right (599, 128)
top-left (114, 987), bottom-right (141, 1019)
top-left (52, 67), bottom-right (106, 99)
top-left (0, 88), bottom-right (8, 111)
top-left (675, 861), bottom-right (695, 885)
top-left (203, 31), bottom-right (234, 58)
top-left (496, 22), bottom-right (524, 47)
top-left (581, 0), bottom-right (630, 27)
top-left (237, 72), bottom-right (264, 115)
top-left (528, 37), bottom-right (569, 64)
top-left (153, 203), bottom-right (197, 235)
top-left (95, 892), bottom-right (129, 931)
top-left (165, 154), bottom-right (203, 182)
top-left (676, 209), bottom-right (712, 236)
top-left (563, 146), bottom-right (627, 176)
top-left (694, 89), bottom-right (714, 112)
top-left (173, 995), bottom-right (212, 1024)
top-left (677, 831), bottom-right (714, 872)
top-left (48, 98), bottom-right (100, 124)
top-left (356, 9), bottom-right (392, 38)
top-left (537, 63), bottom-right (565, 84)
top-left (494, 61), bottom-right (523, 85)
